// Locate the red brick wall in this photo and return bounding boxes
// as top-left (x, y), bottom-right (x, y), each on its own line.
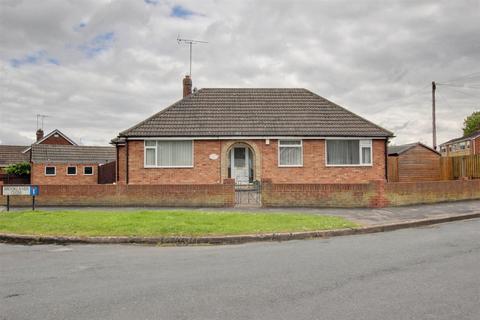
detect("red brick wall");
top-left (40, 135), bottom-right (73, 145)
top-left (120, 138), bottom-right (386, 184)
top-left (474, 137), bottom-right (480, 155)
top-left (0, 183), bottom-right (235, 207)
top-left (127, 140), bottom-right (222, 184)
top-left (385, 180), bottom-right (480, 206)
top-left (31, 163), bottom-right (99, 185)
top-left (261, 139), bottom-right (386, 183)
top-left (262, 179), bottom-right (480, 208)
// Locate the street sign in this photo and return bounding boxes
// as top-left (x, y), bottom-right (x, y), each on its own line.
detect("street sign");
top-left (2, 185), bottom-right (39, 211)
top-left (2, 185), bottom-right (39, 196)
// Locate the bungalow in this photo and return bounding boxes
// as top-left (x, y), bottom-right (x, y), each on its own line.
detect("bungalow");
top-left (439, 130), bottom-right (480, 157)
top-left (112, 76), bottom-right (393, 185)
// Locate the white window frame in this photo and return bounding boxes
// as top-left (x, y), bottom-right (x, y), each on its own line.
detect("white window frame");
top-left (83, 166), bottom-right (94, 175)
top-left (325, 139), bottom-right (373, 167)
top-left (45, 166), bottom-right (56, 176)
top-left (144, 140), bottom-right (194, 168)
top-left (278, 139), bottom-right (303, 167)
top-left (66, 166), bottom-right (77, 176)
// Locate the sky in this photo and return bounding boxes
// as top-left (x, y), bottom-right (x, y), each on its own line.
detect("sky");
top-left (1, 0), bottom-right (479, 146)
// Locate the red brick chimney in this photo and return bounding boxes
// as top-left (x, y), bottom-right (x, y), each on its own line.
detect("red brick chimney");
top-left (183, 75), bottom-right (192, 98)
top-left (36, 129), bottom-right (44, 142)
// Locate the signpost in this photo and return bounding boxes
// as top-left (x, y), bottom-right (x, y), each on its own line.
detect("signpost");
top-left (2, 185), bottom-right (39, 211)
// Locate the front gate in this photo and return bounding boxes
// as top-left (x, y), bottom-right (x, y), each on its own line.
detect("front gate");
top-left (235, 181), bottom-right (262, 207)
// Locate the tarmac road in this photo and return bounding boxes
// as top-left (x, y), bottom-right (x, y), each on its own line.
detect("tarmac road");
top-left (1, 219), bottom-right (480, 320)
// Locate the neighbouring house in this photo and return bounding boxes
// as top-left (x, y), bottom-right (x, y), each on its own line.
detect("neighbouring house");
top-left (111, 76), bottom-right (393, 185)
top-left (30, 144), bottom-right (116, 185)
top-left (387, 142), bottom-right (441, 182)
top-left (439, 130), bottom-right (480, 157)
top-left (0, 145), bottom-right (30, 174)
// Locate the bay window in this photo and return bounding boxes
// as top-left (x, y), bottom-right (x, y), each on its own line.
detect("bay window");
top-left (326, 139), bottom-right (372, 166)
top-left (144, 140), bottom-right (193, 168)
top-left (278, 140), bottom-right (303, 167)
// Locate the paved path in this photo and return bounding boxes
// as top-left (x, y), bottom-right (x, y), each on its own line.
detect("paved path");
top-left (3, 199), bottom-right (479, 226)
top-left (1, 218), bottom-right (480, 320)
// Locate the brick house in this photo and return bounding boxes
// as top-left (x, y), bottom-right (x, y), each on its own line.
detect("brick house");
top-left (30, 144), bottom-right (116, 185)
top-left (439, 130), bottom-right (480, 157)
top-left (387, 142), bottom-right (441, 182)
top-left (112, 76), bottom-right (393, 186)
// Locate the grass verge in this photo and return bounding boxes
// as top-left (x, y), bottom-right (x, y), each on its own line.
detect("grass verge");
top-left (0, 210), bottom-right (357, 237)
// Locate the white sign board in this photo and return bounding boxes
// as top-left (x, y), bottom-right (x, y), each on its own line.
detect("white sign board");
top-left (209, 153), bottom-right (219, 160)
top-left (2, 186), bottom-right (39, 196)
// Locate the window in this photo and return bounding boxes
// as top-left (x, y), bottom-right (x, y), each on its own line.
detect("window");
top-left (84, 166), bottom-right (93, 175)
top-left (144, 140), bottom-right (193, 167)
top-left (45, 166), bottom-right (56, 176)
top-left (326, 139), bottom-right (372, 166)
top-left (278, 140), bottom-right (303, 167)
top-left (67, 166), bottom-right (77, 175)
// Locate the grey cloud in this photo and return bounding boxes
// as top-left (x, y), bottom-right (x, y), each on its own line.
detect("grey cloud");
top-left (1, 0), bottom-right (479, 146)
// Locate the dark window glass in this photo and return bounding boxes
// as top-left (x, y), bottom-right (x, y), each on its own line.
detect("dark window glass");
top-left (45, 166), bottom-right (56, 175)
top-left (67, 166), bottom-right (76, 175)
top-left (84, 166), bottom-right (93, 175)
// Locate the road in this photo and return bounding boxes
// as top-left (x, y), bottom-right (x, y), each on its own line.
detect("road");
top-left (1, 219), bottom-right (480, 320)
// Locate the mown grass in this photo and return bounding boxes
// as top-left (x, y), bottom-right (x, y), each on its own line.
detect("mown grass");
top-left (0, 210), bottom-right (358, 237)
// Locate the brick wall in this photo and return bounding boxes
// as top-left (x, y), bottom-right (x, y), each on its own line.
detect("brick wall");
top-left (120, 138), bottom-right (386, 184)
top-left (261, 139), bottom-right (386, 183)
top-left (261, 179), bottom-right (377, 207)
top-left (385, 180), bottom-right (480, 206)
top-left (31, 163), bottom-right (99, 185)
top-left (0, 182), bottom-right (235, 207)
top-left (40, 135), bottom-right (73, 145)
top-left (127, 140), bottom-right (222, 184)
top-left (262, 179), bottom-right (480, 208)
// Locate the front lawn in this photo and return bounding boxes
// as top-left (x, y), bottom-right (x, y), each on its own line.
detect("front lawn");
top-left (0, 210), bottom-right (357, 237)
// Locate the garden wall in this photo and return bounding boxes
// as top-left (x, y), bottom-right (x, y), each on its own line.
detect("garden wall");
top-left (0, 182), bottom-right (235, 208)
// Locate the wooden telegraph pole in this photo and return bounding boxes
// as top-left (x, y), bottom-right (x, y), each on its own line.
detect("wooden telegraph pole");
top-left (432, 81), bottom-right (437, 150)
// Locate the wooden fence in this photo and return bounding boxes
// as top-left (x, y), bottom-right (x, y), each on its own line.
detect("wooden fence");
top-left (98, 161), bottom-right (116, 184)
top-left (439, 155), bottom-right (480, 180)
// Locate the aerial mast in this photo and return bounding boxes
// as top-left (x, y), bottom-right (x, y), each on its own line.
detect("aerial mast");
top-left (177, 36), bottom-right (208, 76)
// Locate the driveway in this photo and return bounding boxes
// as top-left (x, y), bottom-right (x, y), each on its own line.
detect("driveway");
top-left (1, 218), bottom-right (480, 320)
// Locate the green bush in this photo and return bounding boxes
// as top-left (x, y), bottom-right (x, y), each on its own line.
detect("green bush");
top-left (4, 162), bottom-right (31, 176)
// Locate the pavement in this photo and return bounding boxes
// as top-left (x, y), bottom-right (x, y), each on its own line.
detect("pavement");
top-left (2, 199), bottom-right (479, 226)
top-left (1, 218), bottom-right (480, 320)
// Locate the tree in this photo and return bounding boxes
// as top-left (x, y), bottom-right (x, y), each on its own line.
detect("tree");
top-left (462, 111), bottom-right (480, 137)
top-left (4, 162), bottom-right (31, 176)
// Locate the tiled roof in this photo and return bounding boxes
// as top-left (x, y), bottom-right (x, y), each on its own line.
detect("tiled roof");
top-left (119, 88), bottom-right (393, 138)
top-left (440, 130), bottom-right (480, 145)
top-left (388, 142), bottom-right (440, 156)
top-left (0, 145), bottom-right (30, 166)
top-left (31, 145), bottom-right (116, 164)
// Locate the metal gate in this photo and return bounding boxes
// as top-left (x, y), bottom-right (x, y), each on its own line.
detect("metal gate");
top-left (235, 181), bottom-right (262, 207)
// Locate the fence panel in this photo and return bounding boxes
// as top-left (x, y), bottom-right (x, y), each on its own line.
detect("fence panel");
top-left (451, 154), bottom-right (480, 179)
top-left (387, 157), bottom-right (399, 182)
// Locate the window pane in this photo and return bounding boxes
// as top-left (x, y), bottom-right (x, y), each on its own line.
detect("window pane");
top-left (84, 166), bottom-right (93, 175)
top-left (327, 140), bottom-right (360, 164)
top-left (279, 140), bottom-right (301, 146)
top-left (234, 148), bottom-right (246, 167)
top-left (362, 147), bottom-right (371, 164)
top-left (280, 147), bottom-right (301, 166)
top-left (145, 140), bottom-right (156, 147)
top-left (157, 141), bottom-right (192, 166)
top-left (67, 166), bottom-right (76, 175)
top-left (145, 148), bottom-right (156, 166)
top-left (45, 167), bottom-right (55, 175)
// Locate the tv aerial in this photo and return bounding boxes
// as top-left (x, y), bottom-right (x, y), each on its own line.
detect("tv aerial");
top-left (177, 35), bottom-right (208, 76)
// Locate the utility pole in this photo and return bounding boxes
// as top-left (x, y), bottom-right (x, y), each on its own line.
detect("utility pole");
top-left (177, 36), bottom-right (208, 76)
top-left (432, 81), bottom-right (437, 150)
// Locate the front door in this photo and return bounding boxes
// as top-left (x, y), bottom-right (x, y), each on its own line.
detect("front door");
top-left (231, 147), bottom-right (249, 184)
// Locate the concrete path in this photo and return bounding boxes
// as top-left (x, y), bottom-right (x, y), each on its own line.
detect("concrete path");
top-left (2, 200), bottom-right (479, 226)
top-left (2, 218), bottom-right (480, 320)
